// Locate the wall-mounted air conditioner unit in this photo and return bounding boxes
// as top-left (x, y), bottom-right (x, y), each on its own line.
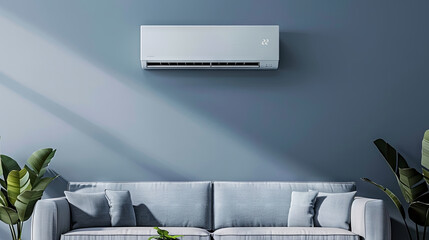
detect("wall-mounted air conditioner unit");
top-left (140, 25), bottom-right (279, 70)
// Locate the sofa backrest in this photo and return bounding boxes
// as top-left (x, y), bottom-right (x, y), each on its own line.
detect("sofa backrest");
top-left (68, 181), bottom-right (212, 230)
top-left (68, 181), bottom-right (356, 230)
top-left (213, 181), bottom-right (356, 229)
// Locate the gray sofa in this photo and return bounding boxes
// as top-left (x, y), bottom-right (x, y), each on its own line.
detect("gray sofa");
top-left (32, 181), bottom-right (391, 240)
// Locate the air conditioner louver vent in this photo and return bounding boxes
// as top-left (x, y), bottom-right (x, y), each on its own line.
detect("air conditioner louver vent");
top-left (146, 62), bottom-right (260, 68)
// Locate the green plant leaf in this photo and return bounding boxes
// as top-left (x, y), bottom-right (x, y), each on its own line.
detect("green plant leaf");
top-left (0, 155), bottom-right (20, 182)
top-left (374, 139), bottom-right (409, 175)
top-left (24, 165), bottom-right (38, 186)
top-left (0, 190), bottom-right (7, 207)
top-left (15, 190), bottom-right (44, 221)
top-left (7, 169), bottom-right (31, 205)
top-left (398, 168), bottom-right (428, 203)
top-left (374, 139), bottom-right (428, 203)
top-left (155, 226), bottom-right (169, 237)
top-left (32, 176), bottom-right (58, 191)
top-left (152, 227), bottom-right (182, 240)
top-left (27, 148), bottom-right (56, 177)
top-left (0, 179), bottom-right (6, 189)
top-left (422, 130), bottom-right (429, 185)
top-left (361, 177), bottom-right (406, 219)
top-left (0, 206), bottom-right (18, 225)
top-left (409, 201), bottom-right (429, 226)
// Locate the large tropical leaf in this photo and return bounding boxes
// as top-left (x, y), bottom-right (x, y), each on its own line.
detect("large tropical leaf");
top-left (32, 176), bottom-right (58, 191)
top-left (0, 154), bottom-right (20, 183)
top-left (15, 190), bottom-right (44, 221)
top-left (0, 206), bottom-right (18, 225)
top-left (0, 190), bottom-right (7, 207)
top-left (24, 165), bottom-right (38, 186)
top-left (27, 148), bottom-right (56, 177)
top-left (361, 178), bottom-right (406, 219)
top-left (374, 139), bottom-right (409, 175)
top-left (422, 130), bottom-right (429, 184)
top-left (409, 201), bottom-right (429, 226)
top-left (7, 169), bottom-right (31, 205)
top-left (374, 139), bottom-right (428, 203)
top-left (398, 168), bottom-right (428, 203)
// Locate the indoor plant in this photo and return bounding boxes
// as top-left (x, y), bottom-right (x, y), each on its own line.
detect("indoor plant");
top-left (148, 227), bottom-right (183, 240)
top-left (363, 130), bottom-right (429, 240)
top-left (0, 148), bottom-right (58, 240)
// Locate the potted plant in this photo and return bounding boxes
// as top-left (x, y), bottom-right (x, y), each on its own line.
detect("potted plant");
top-left (363, 130), bottom-right (429, 239)
top-left (0, 147), bottom-right (58, 240)
top-left (148, 227), bottom-right (183, 240)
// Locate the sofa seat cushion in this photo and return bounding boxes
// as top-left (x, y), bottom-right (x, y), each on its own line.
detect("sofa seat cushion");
top-left (212, 227), bottom-right (359, 240)
top-left (61, 227), bottom-right (210, 240)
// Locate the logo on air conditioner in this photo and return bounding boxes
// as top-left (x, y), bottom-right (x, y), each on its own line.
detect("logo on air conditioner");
top-left (261, 39), bottom-right (270, 46)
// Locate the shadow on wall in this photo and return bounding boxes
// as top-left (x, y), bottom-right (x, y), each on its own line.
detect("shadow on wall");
top-left (391, 218), bottom-right (417, 240)
top-left (138, 31), bottom-right (351, 181)
top-left (0, 72), bottom-right (188, 181)
top-left (43, 168), bottom-right (69, 198)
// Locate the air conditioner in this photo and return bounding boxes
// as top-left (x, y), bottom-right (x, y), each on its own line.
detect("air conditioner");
top-left (140, 25), bottom-right (279, 70)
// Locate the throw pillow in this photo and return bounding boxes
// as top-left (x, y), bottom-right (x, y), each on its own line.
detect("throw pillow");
top-left (105, 189), bottom-right (137, 227)
top-left (288, 190), bottom-right (319, 227)
top-left (314, 191), bottom-right (357, 229)
top-left (64, 191), bottom-right (111, 229)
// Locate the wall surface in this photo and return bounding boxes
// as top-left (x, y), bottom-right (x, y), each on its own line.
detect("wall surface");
top-left (0, 0), bottom-right (428, 239)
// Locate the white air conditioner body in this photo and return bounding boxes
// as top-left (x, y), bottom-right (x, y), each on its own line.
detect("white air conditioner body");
top-left (140, 25), bottom-right (279, 70)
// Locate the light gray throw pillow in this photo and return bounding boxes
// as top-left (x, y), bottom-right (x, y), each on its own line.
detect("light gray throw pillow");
top-left (105, 189), bottom-right (137, 227)
top-left (64, 191), bottom-right (111, 229)
top-left (288, 190), bottom-right (319, 227)
top-left (314, 191), bottom-right (357, 229)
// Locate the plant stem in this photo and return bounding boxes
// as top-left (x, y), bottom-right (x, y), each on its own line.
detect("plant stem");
top-left (17, 221), bottom-right (22, 240)
top-left (423, 209), bottom-right (429, 240)
top-left (9, 224), bottom-right (16, 240)
top-left (403, 217), bottom-right (413, 240)
top-left (417, 223), bottom-right (420, 240)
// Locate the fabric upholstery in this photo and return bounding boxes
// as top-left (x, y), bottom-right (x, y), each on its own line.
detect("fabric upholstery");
top-left (212, 227), bottom-right (359, 240)
top-left (213, 182), bottom-right (356, 229)
top-left (105, 189), bottom-right (137, 227)
top-left (60, 227), bottom-right (210, 240)
top-left (68, 181), bottom-right (212, 229)
top-left (32, 182), bottom-right (390, 240)
top-left (351, 197), bottom-right (391, 240)
top-left (32, 197), bottom-right (71, 240)
top-left (65, 191), bottom-right (111, 229)
top-left (288, 191), bottom-right (318, 227)
top-left (314, 191), bottom-right (356, 229)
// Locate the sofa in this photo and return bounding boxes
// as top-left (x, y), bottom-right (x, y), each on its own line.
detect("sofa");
top-left (31, 181), bottom-right (391, 240)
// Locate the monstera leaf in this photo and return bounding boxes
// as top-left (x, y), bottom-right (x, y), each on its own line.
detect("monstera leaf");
top-left (6, 169), bottom-right (31, 205)
top-left (374, 139), bottom-right (428, 203)
top-left (27, 148), bottom-right (56, 177)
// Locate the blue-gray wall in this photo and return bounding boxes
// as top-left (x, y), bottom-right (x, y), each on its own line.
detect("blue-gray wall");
top-left (0, 0), bottom-right (428, 239)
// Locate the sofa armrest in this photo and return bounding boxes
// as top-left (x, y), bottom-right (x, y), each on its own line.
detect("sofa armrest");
top-left (351, 197), bottom-right (391, 240)
top-left (31, 197), bottom-right (70, 240)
